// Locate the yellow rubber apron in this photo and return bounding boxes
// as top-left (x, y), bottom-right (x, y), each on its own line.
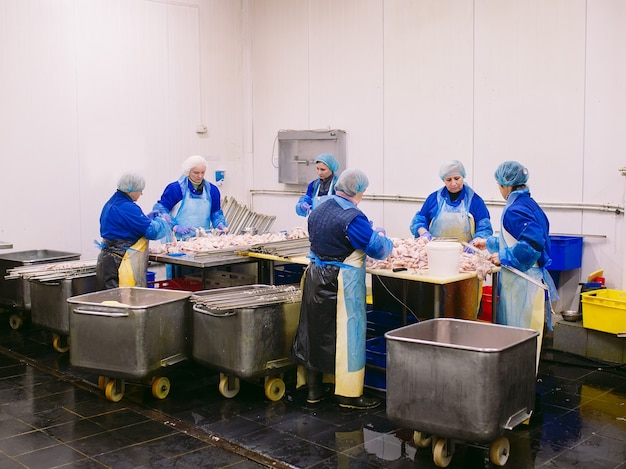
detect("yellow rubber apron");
top-left (118, 237), bottom-right (149, 287)
top-left (334, 249), bottom-right (367, 398)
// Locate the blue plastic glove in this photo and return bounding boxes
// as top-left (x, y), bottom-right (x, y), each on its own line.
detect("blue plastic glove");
top-left (300, 202), bottom-right (312, 214)
top-left (216, 222), bottom-right (229, 233)
top-left (146, 210), bottom-right (159, 220)
top-left (374, 226), bottom-right (386, 236)
top-left (174, 225), bottom-right (194, 235)
top-left (420, 231), bottom-right (433, 241)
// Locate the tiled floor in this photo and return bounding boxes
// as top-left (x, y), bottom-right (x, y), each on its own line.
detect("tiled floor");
top-left (0, 313), bottom-right (625, 469)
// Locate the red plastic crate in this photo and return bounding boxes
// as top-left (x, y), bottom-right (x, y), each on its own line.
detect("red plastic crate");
top-left (148, 278), bottom-right (203, 292)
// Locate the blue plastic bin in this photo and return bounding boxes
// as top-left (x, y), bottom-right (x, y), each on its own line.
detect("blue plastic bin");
top-left (365, 336), bottom-right (386, 390)
top-left (274, 264), bottom-right (306, 285)
top-left (549, 236), bottom-right (583, 270)
top-left (367, 310), bottom-right (417, 337)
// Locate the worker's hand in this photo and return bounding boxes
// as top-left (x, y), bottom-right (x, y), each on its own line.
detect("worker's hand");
top-left (489, 253), bottom-right (501, 266)
top-left (373, 226), bottom-right (386, 236)
top-left (300, 202), bottom-right (312, 214)
top-left (471, 238), bottom-right (486, 250)
top-left (146, 210), bottom-right (160, 220)
top-left (419, 230), bottom-right (433, 241)
top-left (216, 222), bottom-right (229, 233)
top-left (174, 225), bottom-right (194, 235)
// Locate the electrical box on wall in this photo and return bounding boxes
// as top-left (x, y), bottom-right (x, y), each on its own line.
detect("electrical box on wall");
top-left (278, 129), bottom-right (346, 185)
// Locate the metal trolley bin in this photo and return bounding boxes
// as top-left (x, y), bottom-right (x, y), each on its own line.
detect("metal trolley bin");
top-left (30, 273), bottom-right (97, 353)
top-left (190, 284), bottom-right (301, 401)
top-left (385, 318), bottom-right (538, 468)
top-left (67, 287), bottom-right (192, 402)
top-left (0, 249), bottom-right (80, 329)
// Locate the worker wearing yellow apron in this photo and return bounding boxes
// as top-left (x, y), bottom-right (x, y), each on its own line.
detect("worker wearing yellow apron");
top-left (291, 169), bottom-right (393, 410)
top-left (96, 173), bottom-right (170, 289)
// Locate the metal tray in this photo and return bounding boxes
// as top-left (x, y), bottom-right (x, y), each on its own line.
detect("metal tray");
top-left (67, 287), bottom-right (191, 379)
top-left (385, 318), bottom-right (538, 443)
top-left (0, 250), bottom-right (81, 309)
top-left (191, 285), bottom-right (301, 379)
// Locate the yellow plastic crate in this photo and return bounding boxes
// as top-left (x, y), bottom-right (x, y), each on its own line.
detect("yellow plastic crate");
top-left (581, 289), bottom-right (626, 335)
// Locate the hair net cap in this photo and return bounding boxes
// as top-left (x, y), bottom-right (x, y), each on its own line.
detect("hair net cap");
top-left (335, 168), bottom-right (369, 196)
top-left (182, 155), bottom-right (208, 176)
top-left (494, 161), bottom-right (529, 186)
top-left (315, 153), bottom-right (340, 173)
top-left (439, 160), bottom-right (466, 180)
top-left (117, 172), bottom-right (145, 193)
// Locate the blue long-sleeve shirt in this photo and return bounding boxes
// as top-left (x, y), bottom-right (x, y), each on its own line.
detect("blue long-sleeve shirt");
top-left (100, 191), bottom-right (167, 241)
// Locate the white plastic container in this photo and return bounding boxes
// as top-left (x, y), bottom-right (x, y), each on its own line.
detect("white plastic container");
top-left (426, 241), bottom-right (461, 277)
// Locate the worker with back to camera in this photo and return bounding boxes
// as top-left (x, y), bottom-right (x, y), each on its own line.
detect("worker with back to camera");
top-left (473, 161), bottom-right (558, 371)
top-left (153, 155), bottom-right (228, 239)
top-left (295, 153), bottom-right (340, 216)
top-left (291, 168), bottom-right (393, 410)
top-left (96, 172), bottom-right (170, 290)
top-left (409, 159), bottom-right (493, 245)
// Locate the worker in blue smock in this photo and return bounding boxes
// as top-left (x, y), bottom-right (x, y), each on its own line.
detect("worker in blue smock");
top-left (473, 161), bottom-right (558, 371)
top-left (410, 160), bottom-right (493, 245)
top-left (295, 153), bottom-right (340, 216)
top-left (96, 172), bottom-right (170, 289)
top-left (154, 155), bottom-right (228, 239)
top-left (291, 168), bottom-right (393, 410)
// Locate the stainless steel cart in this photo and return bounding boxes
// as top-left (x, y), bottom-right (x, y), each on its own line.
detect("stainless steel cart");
top-left (385, 318), bottom-right (538, 468)
top-left (67, 287), bottom-right (191, 402)
top-left (190, 285), bottom-right (301, 401)
top-left (0, 249), bottom-right (81, 329)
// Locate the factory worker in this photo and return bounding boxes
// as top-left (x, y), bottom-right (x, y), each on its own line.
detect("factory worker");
top-left (291, 168), bottom-right (393, 410)
top-left (473, 161), bottom-right (558, 371)
top-left (154, 155), bottom-right (228, 239)
top-left (410, 160), bottom-right (493, 245)
top-left (295, 153), bottom-right (340, 216)
top-left (96, 172), bottom-right (170, 290)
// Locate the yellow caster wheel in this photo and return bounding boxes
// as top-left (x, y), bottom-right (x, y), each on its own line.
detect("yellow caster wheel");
top-left (52, 335), bottom-right (70, 353)
top-left (489, 436), bottom-right (510, 466)
top-left (151, 377), bottom-right (170, 400)
top-left (218, 374), bottom-right (240, 398)
top-left (413, 431), bottom-right (432, 448)
top-left (98, 376), bottom-right (110, 390)
top-left (104, 379), bottom-right (125, 402)
top-left (9, 314), bottom-right (23, 330)
top-left (264, 377), bottom-right (285, 401)
top-left (432, 438), bottom-right (453, 468)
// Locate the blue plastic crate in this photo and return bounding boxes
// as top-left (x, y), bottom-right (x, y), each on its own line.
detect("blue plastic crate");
top-left (367, 310), bottom-right (417, 337)
top-left (274, 264), bottom-right (306, 285)
top-left (365, 336), bottom-right (386, 390)
top-left (549, 236), bottom-right (583, 271)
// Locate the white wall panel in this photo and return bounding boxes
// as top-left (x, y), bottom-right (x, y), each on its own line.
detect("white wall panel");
top-left (0, 0), bottom-right (80, 252)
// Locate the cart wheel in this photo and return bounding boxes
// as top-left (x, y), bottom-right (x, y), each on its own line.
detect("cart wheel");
top-left (433, 438), bottom-right (453, 468)
top-left (413, 431), bottom-right (432, 448)
top-left (218, 374), bottom-right (240, 398)
top-left (52, 335), bottom-right (70, 353)
top-left (98, 376), bottom-right (110, 390)
top-left (9, 314), bottom-right (23, 330)
top-left (489, 437), bottom-right (510, 466)
top-left (264, 377), bottom-right (286, 401)
top-left (104, 379), bottom-right (125, 402)
top-left (151, 377), bottom-right (170, 400)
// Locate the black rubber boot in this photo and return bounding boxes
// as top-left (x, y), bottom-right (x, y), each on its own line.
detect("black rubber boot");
top-left (336, 395), bottom-right (380, 410)
top-left (306, 369), bottom-right (325, 404)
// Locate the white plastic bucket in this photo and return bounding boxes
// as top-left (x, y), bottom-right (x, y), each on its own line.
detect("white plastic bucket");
top-left (427, 241), bottom-right (462, 277)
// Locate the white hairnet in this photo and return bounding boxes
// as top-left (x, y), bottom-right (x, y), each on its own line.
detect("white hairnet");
top-left (117, 172), bottom-right (145, 193)
top-left (335, 168), bottom-right (369, 196)
top-left (182, 155), bottom-right (208, 176)
top-left (439, 160), bottom-right (466, 180)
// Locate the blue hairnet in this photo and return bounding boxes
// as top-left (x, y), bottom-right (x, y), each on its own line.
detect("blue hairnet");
top-left (315, 153), bottom-right (339, 173)
top-left (494, 161), bottom-right (529, 186)
top-left (117, 172), bottom-right (145, 193)
top-left (182, 155), bottom-right (208, 176)
top-left (335, 168), bottom-right (369, 196)
top-left (439, 160), bottom-right (466, 180)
